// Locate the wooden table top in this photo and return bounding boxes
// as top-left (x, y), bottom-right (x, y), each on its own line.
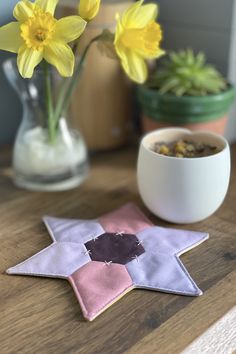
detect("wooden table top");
top-left (1, 145), bottom-right (235, 354)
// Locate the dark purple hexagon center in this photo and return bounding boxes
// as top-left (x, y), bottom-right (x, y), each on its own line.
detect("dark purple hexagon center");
top-left (85, 232), bottom-right (145, 265)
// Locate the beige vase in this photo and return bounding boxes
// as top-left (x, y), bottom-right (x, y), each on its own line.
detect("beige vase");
top-left (57, 0), bottom-right (134, 151)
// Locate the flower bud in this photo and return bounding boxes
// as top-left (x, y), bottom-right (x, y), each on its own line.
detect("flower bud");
top-left (78, 0), bottom-right (101, 21)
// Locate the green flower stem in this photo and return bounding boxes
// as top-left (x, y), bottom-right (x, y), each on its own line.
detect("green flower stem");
top-left (54, 35), bottom-right (101, 126)
top-left (43, 61), bottom-right (56, 144)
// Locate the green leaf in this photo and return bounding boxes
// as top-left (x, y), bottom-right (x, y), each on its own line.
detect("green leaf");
top-left (148, 49), bottom-right (226, 96)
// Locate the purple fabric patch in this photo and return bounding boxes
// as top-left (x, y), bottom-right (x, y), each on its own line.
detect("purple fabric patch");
top-left (85, 233), bottom-right (145, 265)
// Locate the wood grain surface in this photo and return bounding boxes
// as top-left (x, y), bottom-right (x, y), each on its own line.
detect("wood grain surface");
top-left (0, 145), bottom-right (236, 354)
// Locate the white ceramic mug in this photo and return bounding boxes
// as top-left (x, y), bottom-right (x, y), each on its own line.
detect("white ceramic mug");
top-left (137, 128), bottom-right (231, 224)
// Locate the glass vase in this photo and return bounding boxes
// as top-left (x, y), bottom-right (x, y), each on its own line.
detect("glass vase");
top-left (3, 58), bottom-right (89, 192)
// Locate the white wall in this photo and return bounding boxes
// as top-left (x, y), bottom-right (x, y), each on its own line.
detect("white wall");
top-left (226, 0), bottom-right (236, 143)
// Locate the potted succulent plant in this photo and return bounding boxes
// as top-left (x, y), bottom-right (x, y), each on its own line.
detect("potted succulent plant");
top-left (137, 49), bottom-right (235, 134)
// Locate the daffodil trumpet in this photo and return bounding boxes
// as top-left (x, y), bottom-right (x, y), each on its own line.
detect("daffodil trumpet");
top-left (114, 0), bottom-right (164, 84)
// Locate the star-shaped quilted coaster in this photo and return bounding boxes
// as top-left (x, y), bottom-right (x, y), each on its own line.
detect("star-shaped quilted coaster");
top-left (7, 203), bottom-right (209, 321)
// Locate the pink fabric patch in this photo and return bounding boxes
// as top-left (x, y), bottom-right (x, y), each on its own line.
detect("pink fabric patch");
top-left (99, 203), bottom-right (153, 234)
top-left (69, 261), bottom-right (133, 321)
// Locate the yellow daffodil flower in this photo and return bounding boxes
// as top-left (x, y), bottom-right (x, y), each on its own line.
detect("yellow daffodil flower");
top-left (79, 0), bottom-right (101, 22)
top-left (114, 0), bottom-right (164, 84)
top-left (0, 0), bottom-right (87, 78)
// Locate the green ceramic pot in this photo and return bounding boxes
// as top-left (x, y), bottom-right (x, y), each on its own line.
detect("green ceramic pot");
top-left (137, 84), bottom-right (235, 134)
